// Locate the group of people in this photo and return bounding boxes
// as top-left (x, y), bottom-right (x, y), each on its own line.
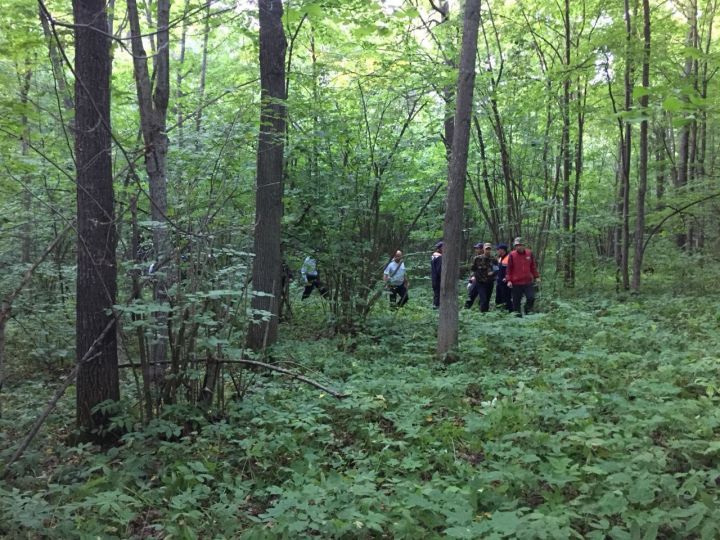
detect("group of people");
top-left (384, 237), bottom-right (540, 316)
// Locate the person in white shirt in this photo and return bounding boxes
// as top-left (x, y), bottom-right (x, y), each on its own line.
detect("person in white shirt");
top-left (383, 250), bottom-right (409, 307)
top-left (301, 254), bottom-right (328, 299)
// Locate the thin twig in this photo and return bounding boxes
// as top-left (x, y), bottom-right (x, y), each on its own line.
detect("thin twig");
top-left (116, 358), bottom-right (348, 399)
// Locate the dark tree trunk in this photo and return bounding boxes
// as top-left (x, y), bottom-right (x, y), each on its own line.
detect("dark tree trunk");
top-left (632, 0), bottom-right (651, 291)
top-left (561, 0), bottom-right (572, 286)
top-left (73, 0), bottom-right (119, 435)
top-left (437, 0), bottom-right (480, 358)
top-left (247, 0), bottom-right (287, 351)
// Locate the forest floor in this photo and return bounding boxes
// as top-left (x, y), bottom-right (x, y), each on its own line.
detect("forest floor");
top-left (1, 287), bottom-right (720, 538)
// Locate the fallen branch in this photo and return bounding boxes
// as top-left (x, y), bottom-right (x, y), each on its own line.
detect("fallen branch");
top-left (117, 357), bottom-right (348, 399)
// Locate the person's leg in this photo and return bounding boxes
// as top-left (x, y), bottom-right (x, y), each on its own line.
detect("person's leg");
top-left (388, 285), bottom-right (398, 305)
top-left (302, 282), bottom-right (313, 299)
top-left (397, 284), bottom-right (409, 307)
top-left (525, 284), bottom-right (536, 313)
top-left (511, 285), bottom-right (523, 316)
top-left (495, 281), bottom-right (505, 307)
top-left (316, 277), bottom-right (329, 298)
top-left (480, 282), bottom-right (493, 312)
top-left (465, 282), bottom-right (479, 308)
top-left (433, 285), bottom-right (440, 308)
top-left (478, 282), bottom-right (490, 312)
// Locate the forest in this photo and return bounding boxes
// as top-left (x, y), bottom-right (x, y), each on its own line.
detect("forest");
top-left (1, 0), bottom-right (720, 537)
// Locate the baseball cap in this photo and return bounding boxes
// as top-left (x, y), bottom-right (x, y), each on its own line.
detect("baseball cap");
top-left (513, 237), bottom-right (524, 246)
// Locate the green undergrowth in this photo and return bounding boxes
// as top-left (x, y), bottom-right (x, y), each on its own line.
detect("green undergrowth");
top-left (2, 291), bottom-right (720, 538)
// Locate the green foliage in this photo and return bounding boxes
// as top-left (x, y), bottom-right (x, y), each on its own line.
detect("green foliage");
top-left (3, 293), bottom-right (720, 537)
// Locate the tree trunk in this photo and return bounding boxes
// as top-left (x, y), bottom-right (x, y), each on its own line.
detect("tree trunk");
top-left (175, 0), bottom-right (191, 149)
top-left (195, 2), bottom-right (211, 137)
top-left (73, 0), bottom-right (119, 436)
top-left (674, 1), bottom-right (697, 248)
top-left (631, 0), bottom-right (651, 291)
top-left (561, 0), bottom-right (572, 286)
top-left (619, 0), bottom-right (633, 290)
top-left (437, 0), bottom-right (480, 358)
top-left (127, 0), bottom-right (171, 379)
top-left (18, 67), bottom-right (33, 264)
top-left (246, 0), bottom-right (287, 351)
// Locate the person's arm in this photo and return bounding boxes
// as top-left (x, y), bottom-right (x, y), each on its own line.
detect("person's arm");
top-left (530, 252), bottom-right (540, 280)
top-left (506, 253), bottom-right (513, 288)
top-left (301, 257), bottom-right (309, 283)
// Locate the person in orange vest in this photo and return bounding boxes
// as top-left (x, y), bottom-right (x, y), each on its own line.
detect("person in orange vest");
top-left (506, 237), bottom-right (540, 316)
top-left (494, 243), bottom-right (513, 312)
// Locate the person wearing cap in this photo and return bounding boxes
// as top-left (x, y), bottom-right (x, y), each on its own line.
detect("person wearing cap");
top-left (506, 237), bottom-right (540, 316)
top-left (431, 241), bottom-right (443, 309)
top-left (301, 252), bottom-right (329, 300)
top-left (465, 242), bottom-right (496, 312)
top-left (495, 243), bottom-right (513, 311)
top-left (383, 250), bottom-right (409, 307)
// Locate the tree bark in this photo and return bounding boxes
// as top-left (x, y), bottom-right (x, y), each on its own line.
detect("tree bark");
top-left (437, 0), bottom-right (480, 358)
top-left (195, 2), bottom-right (212, 137)
top-left (631, 0), bottom-right (651, 291)
top-left (246, 0), bottom-right (287, 351)
top-left (675, 1), bottom-right (697, 248)
top-left (127, 0), bottom-right (171, 376)
top-left (73, 0), bottom-right (119, 435)
top-left (561, 0), bottom-right (572, 286)
top-left (619, 0), bottom-right (633, 290)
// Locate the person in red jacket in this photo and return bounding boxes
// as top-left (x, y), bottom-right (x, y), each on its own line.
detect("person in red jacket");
top-left (506, 237), bottom-right (540, 316)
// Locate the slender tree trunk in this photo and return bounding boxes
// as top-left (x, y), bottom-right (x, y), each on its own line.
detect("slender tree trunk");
top-left (127, 0), bottom-right (171, 380)
top-left (675, 1), bottom-right (697, 248)
top-left (654, 126), bottom-right (666, 208)
top-left (437, 0), bottom-right (480, 358)
top-left (246, 0), bottom-right (287, 351)
top-left (73, 0), bottom-right (119, 436)
top-left (176, 0), bottom-right (190, 149)
top-left (632, 0), bottom-right (651, 291)
top-left (570, 78), bottom-right (587, 286)
top-left (18, 67), bottom-right (33, 264)
top-left (195, 2), bottom-right (211, 137)
top-left (619, 0), bottom-right (633, 290)
top-left (561, 0), bottom-right (573, 286)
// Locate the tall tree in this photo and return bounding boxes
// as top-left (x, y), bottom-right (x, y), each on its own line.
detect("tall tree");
top-left (73, 0), bottom-right (119, 434)
top-left (675, 0), bottom-right (697, 248)
top-left (619, 0), bottom-right (634, 290)
top-left (631, 0), bottom-right (651, 291)
top-left (561, 0), bottom-right (572, 286)
top-left (437, 0), bottom-right (480, 358)
top-left (247, 0), bottom-right (287, 351)
top-left (127, 0), bottom-right (171, 377)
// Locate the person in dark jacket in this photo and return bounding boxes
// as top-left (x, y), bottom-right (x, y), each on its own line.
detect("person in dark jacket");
top-left (430, 241), bottom-right (443, 309)
top-left (506, 237), bottom-right (540, 316)
top-left (465, 242), bottom-right (496, 312)
top-left (494, 243), bottom-right (512, 312)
